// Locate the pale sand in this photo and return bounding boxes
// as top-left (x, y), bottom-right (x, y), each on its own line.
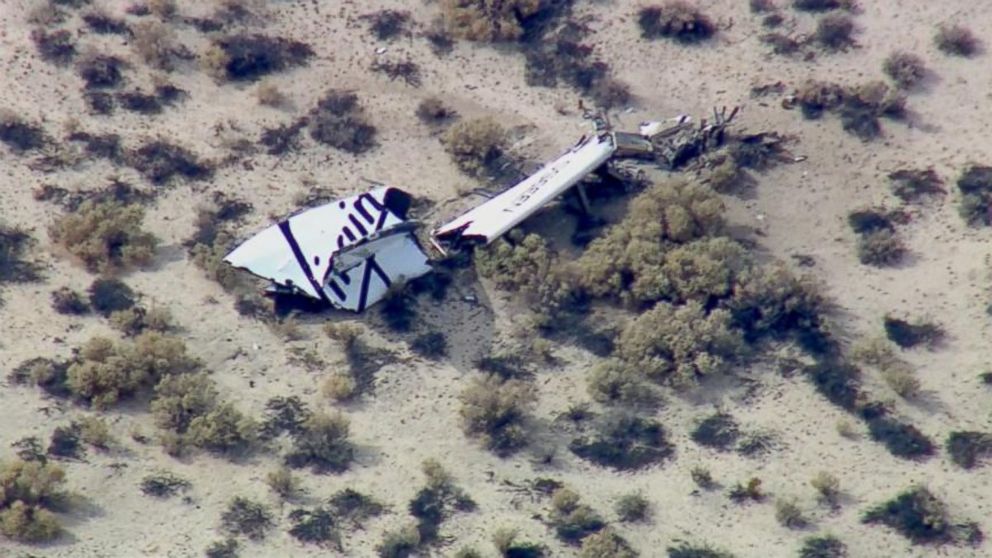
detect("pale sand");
top-left (2, 0), bottom-right (991, 556)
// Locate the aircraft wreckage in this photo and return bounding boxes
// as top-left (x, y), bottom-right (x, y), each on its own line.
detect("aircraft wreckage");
top-left (225, 107), bottom-right (764, 312)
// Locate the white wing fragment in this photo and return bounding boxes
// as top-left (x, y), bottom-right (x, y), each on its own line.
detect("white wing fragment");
top-left (432, 132), bottom-right (617, 250)
top-left (224, 187), bottom-right (431, 312)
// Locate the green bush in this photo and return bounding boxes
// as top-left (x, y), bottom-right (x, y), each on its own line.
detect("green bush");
top-left (185, 403), bottom-right (257, 454)
top-left (668, 542), bottom-right (735, 558)
top-left (934, 24), bottom-right (979, 57)
top-left (67, 332), bottom-right (198, 409)
top-left (615, 492), bottom-right (650, 523)
top-left (442, 117), bottom-right (507, 179)
top-left (221, 497), bottom-right (273, 541)
top-left (548, 488), bottom-right (605, 544)
top-left (862, 486), bottom-right (981, 545)
top-left (946, 431), bottom-right (992, 469)
top-left (439, 0), bottom-right (542, 42)
top-left (586, 359), bottom-right (657, 408)
top-left (49, 200), bottom-right (158, 272)
top-left (728, 477), bottom-right (764, 503)
top-left (799, 535), bottom-right (847, 558)
top-left (615, 301), bottom-right (744, 385)
top-left (0, 459), bottom-right (66, 543)
top-left (459, 374), bottom-right (536, 455)
top-left (569, 413), bottom-right (674, 470)
top-left (109, 306), bottom-right (173, 336)
top-left (638, 2), bottom-right (716, 44)
top-left (286, 412), bottom-right (354, 473)
top-left (570, 180), bottom-right (725, 305)
top-left (579, 527), bottom-right (636, 558)
top-left (691, 412), bottom-right (740, 451)
top-left (0, 225), bottom-right (42, 288)
top-left (140, 471), bottom-right (191, 497)
top-left (728, 264), bottom-right (825, 346)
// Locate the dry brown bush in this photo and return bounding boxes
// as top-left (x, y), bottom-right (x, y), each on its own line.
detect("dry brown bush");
top-left (439, 0), bottom-right (541, 42)
top-left (638, 2), bottom-right (716, 44)
top-left (132, 21), bottom-right (187, 71)
top-left (0, 459), bottom-right (66, 543)
top-left (883, 52), bottom-right (927, 89)
top-left (459, 374), bottom-right (536, 455)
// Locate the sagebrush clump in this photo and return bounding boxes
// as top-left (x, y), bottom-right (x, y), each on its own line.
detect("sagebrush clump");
top-left (934, 24), bottom-right (979, 57)
top-left (439, 0), bottom-right (542, 42)
top-left (638, 2), bottom-right (716, 44)
top-left (956, 164), bottom-right (992, 226)
top-left (308, 90), bottom-right (378, 154)
top-left (1, 225), bottom-right (43, 290)
top-left (205, 34), bottom-right (313, 81)
top-left (863, 486), bottom-right (981, 545)
top-left (459, 374), bottom-right (536, 455)
top-left (49, 200), bottom-right (159, 272)
top-left (0, 459), bottom-right (66, 543)
top-left (442, 117), bottom-right (507, 180)
top-left (285, 412), bottom-right (354, 473)
top-left (883, 52), bottom-right (927, 89)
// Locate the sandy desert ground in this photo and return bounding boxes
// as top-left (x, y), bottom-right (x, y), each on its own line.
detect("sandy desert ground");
top-left (1, 0), bottom-right (991, 557)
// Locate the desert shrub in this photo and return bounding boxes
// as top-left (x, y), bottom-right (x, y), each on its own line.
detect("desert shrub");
top-left (661, 237), bottom-right (750, 302)
top-left (804, 359), bottom-right (862, 412)
top-left (0, 459), bottom-right (66, 543)
top-left (668, 543), bottom-right (735, 558)
top-left (728, 477), bottom-right (764, 503)
top-left (586, 359), bottom-right (657, 408)
top-left (11, 437), bottom-right (46, 464)
top-left (638, 3), bottom-right (716, 44)
top-left (132, 21), bottom-right (188, 70)
top-left (792, 0), bottom-right (853, 10)
top-left (837, 82), bottom-right (906, 141)
top-left (935, 24), bottom-right (979, 57)
top-left (799, 535), bottom-right (847, 558)
top-left (691, 412), bottom-right (740, 451)
top-left (84, 91), bottom-right (115, 114)
top-left (416, 97), bottom-right (457, 125)
top-left (31, 28), bottom-right (76, 65)
top-left (322, 372), bottom-right (357, 402)
top-left (615, 301), bottom-right (744, 385)
top-left (264, 467), bottom-right (300, 500)
top-left (127, 139), bottom-right (212, 184)
top-left (615, 492), bottom-right (650, 523)
top-left (329, 488), bottom-right (385, 526)
top-left (750, 0), bottom-right (776, 12)
top-left (883, 52), bottom-right (927, 89)
top-left (82, 11), bottom-right (129, 34)
top-left (548, 488), bottom-right (605, 544)
top-left (439, 0), bottom-right (543, 42)
top-left (569, 413), bottom-right (674, 470)
top-left (862, 486), bottom-right (982, 545)
top-left (492, 527), bottom-right (545, 557)
top-left (50, 200), bottom-right (158, 272)
top-left (760, 32), bottom-right (802, 55)
top-left (883, 316), bottom-right (942, 348)
top-left (51, 287), bottom-right (89, 314)
top-left (957, 164), bottom-right (992, 226)
top-left (8, 357), bottom-right (70, 398)
top-left (691, 466), bottom-right (716, 489)
top-left (260, 395), bottom-right (311, 439)
top-left (87, 278), bottom-right (136, 316)
top-left (259, 118), bottom-right (307, 155)
top-left (888, 168), bottom-right (943, 202)
top-left (77, 55), bottom-right (125, 89)
top-left (810, 472), bottom-right (840, 507)
top-left (795, 81), bottom-right (846, 119)
top-left (206, 34), bottom-right (313, 81)
top-left (286, 411), bottom-right (354, 473)
top-left (288, 506), bottom-right (339, 547)
top-left (856, 229), bottom-right (905, 266)
top-left (409, 459), bottom-right (475, 543)
top-left (411, 331), bottom-right (447, 359)
top-left (0, 225), bottom-right (42, 287)
top-left (775, 497), bottom-right (808, 528)
top-left (0, 115), bottom-right (47, 153)
top-left (140, 471), bottom-right (191, 497)
top-left (579, 528), bottom-right (636, 558)
top-left (378, 524), bottom-right (421, 558)
top-left (866, 416), bottom-right (935, 459)
top-left (815, 14), bottom-right (855, 50)
top-left (75, 416), bottom-right (113, 449)
top-left (185, 403), bottom-right (256, 454)
top-left (442, 117), bottom-right (507, 178)
top-left (205, 538), bottom-right (240, 558)
top-left (475, 231), bottom-right (555, 291)
top-left (881, 366), bottom-right (920, 399)
top-left (308, 90), bottom-right (377, 154)
top-left (570, 180), bottom-right (725, 304)
top-left (371, 59), bottom-right (422, 87)
top-left (47, 424), bottom-right (84, 459)
top-left (459, 374), bottom-right (536, 455)
top-left (729, 264), bottom-right (825, 346)
top-left (361, 9), bottom-right (409, 40)
top-left (66, 332), bottom-right (198, 409)
top-left (221, 497), bottom-right (273, 541)
top-left (946, 431), bottom-right (992, 469)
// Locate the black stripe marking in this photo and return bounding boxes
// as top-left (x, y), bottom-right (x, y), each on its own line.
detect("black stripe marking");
top-left (348, 214), bottom-right (369, 236)
top-left (356, 255), bottom-right (392, 313)
top-left (327, 279), bottom-right (346, 301)
top-left (278, 221), bottom-right (330, 304)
